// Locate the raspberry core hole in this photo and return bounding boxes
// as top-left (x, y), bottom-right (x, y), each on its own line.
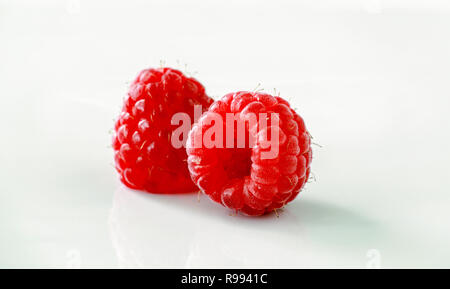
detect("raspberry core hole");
top-left (220, 148), bottom-right (252, 180)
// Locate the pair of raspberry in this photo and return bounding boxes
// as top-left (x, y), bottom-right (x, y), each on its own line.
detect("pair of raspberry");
top-left (113, 67), bottom-right (312, 216)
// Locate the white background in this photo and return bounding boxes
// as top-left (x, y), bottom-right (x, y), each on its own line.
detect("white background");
top-left (1, 0), bottom-right (450, 268)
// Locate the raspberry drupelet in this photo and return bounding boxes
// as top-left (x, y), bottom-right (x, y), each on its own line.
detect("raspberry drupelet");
top-left (186, 91), bottom-right (312, 216)
top-left (113, 67), bottom-right (213, 193)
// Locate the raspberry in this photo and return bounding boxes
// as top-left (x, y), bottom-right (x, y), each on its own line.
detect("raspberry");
top-left (113, 67), bottom-right (213, 193)
top-left (186, 91), bottom-right (312, 216)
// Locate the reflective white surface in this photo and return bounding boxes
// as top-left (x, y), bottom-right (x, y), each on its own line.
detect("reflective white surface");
top-left (1, 0), bottom-right (450, 268)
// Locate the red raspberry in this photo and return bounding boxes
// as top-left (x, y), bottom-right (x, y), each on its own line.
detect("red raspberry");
top-left (113, 67), bottom-right (213, 193)
top-left (186, 91), bottom-right (312, 216)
